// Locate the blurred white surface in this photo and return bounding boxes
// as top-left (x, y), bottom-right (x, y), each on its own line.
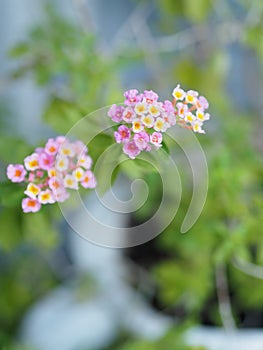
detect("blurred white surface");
top-left (186, 327), bottom-right (263, 350)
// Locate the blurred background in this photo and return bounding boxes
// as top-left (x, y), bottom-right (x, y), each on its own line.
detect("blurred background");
top-left (1, 0), bottom-right (263, 349)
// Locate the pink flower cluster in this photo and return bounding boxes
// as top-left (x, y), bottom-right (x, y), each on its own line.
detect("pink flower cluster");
top-left (108, 86), bottom-right (210, 159)
top-left (6, 136), bottom-right (96, 213)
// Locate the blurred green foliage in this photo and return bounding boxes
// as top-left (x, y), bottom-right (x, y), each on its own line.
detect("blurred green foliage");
top-left (1, 0), bottom-right (263, 349)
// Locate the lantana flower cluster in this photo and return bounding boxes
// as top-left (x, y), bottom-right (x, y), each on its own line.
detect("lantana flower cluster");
top-left (108, 85), bottom-right (210, 159)
top-left (6, 136), bottom-right (96, 213)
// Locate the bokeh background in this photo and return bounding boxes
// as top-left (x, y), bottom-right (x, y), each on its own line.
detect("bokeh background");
top-left (1, 0), bottom-right (263, 349)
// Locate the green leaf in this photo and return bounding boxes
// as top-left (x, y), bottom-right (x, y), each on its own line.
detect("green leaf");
top-left (87, 133), bottom-right (115, 163)
top-left (8, 43), bottom-right (30, 58)
top-left (162, 140), bottom-right (170, 155)
top-left (22, 210), bottom-right (59, 249)
top-left (0, 137), bottom-right (32, 163)
top-left (0, 208), bottom-right (22, 251)
top-left (0, 182), bottom-right (25, 208)
top-left (43, 98), bottom-right (83, 134)
top-left (184, 0), bottom-right (211, 22)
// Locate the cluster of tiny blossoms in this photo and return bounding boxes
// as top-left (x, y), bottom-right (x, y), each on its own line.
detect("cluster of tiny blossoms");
top-left (107, 85), bottom-right (210, 159)
top-left (6, 136), bottom-right (96, 213)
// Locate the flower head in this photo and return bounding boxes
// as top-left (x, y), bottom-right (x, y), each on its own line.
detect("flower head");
top-left (108, 85), bottom-right (210, 159)
top-left (6, 136), bottom-right (97, 213)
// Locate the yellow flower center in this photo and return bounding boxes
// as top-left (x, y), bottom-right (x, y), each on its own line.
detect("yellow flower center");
top-left (149, 106), bottom-right (158, 114)
top-left (29, 160), bottom-right (38, 168)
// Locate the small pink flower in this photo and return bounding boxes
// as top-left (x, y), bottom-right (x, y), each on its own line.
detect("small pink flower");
top-left (48, 178), bottom-right (65, 194)
top-left (148, 103), bottom-right (161, 117)
top-left (24, 183), bottom-right (41, 198)
top-left (36, 170), bottom-right (44, 178)
top-left (45, 138), bottom-right (59, 156)
top-left (73, 167), bottom-right (85, 182)
top-left (123, 141), bottom-right (141, 159)
top-left (28, 172), bottom-right (35, 182)
top-left (143, 90), bottom-right (159, 104)
top-left (81, 170), bottom-right (97, 189)
top-left (141, 114), bottom-right (154, 128)
top-left (122, 107), bottom-right (135, 123)
top-left (134, 102), bottom-right (148, 115)
top-left (114, 125), bottom-right (131, 144)
top-left (163, 113), bottom-right (176, 127)
top-left (38, 190), bottom-right (55, 204)
top-left (150, 132), bottom-right (162, 148)
top-left (185, 90), bottom-right (198, 104)
top-left (163, 100), bottom-right (174, 113)
top-left (55, 156), bottom-right (69, 172)
top-left (60, 142), bottom-right (75, 158)
top-left (24, 153), bottom-right (40, 171)
top-left (63, 174), bottom-right (78, 189)
top-left (196, 96), bottom-right (209, 110)
top-left (176, 102), bottom-right (188, 118)
top-left (108, 104), bottom-right (124, 122)
top-left (35, 147), bottom-right (44, 154)
top-left (172, 84), bottom-right (185, 100)
top-left (22, 197), bottom-right (41, 213)
top-left (77, 155), bottom-right (92, 169)
top-left (48, 168), bottom-right (58, 178)
top-left (154, 117), bottom-right (167, 132)
top-left (39, 152), bottom-right (54, 170)
top-left (53, 190), bottom-right (70, 203)
top-left (133, 131), bottom-right (149, 150)
top-left (73, 140), bottom-right (88, 154)
top-left (132, 119), bottom-right (144, 133)
top-left (6, 164), bottom-right (26, 183)
top-left (124, 89), bottom-right (142, 106)
top-left (56, 136), bottom-right (67, 145)
top-left (192, 121), bottom-right (205, 134)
